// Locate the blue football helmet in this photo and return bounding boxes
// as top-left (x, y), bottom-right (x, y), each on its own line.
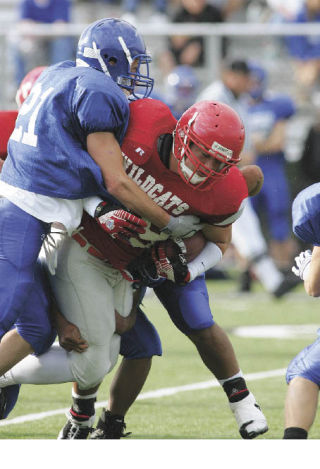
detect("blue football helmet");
top-left (248, 61), bottom-right (267, 100)
top-left (165, 65), bottom-right (199, 119)
top-left (76, 18), bottom-right (154, 99)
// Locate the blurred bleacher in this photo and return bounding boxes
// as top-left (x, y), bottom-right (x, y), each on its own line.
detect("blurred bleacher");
top-left (0, 0), bottom-right (318, 168)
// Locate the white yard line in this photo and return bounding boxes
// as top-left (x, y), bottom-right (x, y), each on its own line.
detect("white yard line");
top-left (0, 367), bottom-right (286, 427)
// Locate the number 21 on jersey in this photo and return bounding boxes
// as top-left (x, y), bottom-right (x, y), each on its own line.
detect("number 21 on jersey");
top-left (10, 83), bottom-right (54, 148)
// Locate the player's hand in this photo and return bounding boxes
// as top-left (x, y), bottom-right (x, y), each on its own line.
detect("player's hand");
top-left (95, 203), bottom-right (147, 243)
top-left (57, 321), bottom-right (88, 353)
top-left (125, 239), bottom-right (191, 286)
top-left (151, 240), bottom-right (191, 284)
top-left (42, 226), bottom-right (67, 275)
top-left (292, 249), bottom-right (312, 280)
top-left (161, 214), bottom-right (203, 238)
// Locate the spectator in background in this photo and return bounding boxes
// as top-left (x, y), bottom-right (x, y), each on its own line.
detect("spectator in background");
top-left (14, 0), bottom-right (75, 85)
top-left (298, 107), bottom-right (320, 188)
top-left (159, 0), bottom-right (224, 76)
top-left (196, 58), bottom-right (300, 297)
top-left (284, 0), bottom-right (320, 104)
top-left (248, 61), bottom-right (297, 271)
top-left (208, 0), bottom-right (245, 19)
top-left (266, 0), bottom-right (303, 21)
top-left (161, 64), bottom-right (200, 118)
top-left (121, 0), bottom-right (168, 24)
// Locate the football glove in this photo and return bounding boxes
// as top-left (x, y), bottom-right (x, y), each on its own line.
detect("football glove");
top-left (94, 201), bottom-right (147, 243)
top-left (125, 238), bottom-right (191, 287)
top-left (292, 249), bottom-right (312, 280)
top-left (161, 214), bottom-right (203, 238)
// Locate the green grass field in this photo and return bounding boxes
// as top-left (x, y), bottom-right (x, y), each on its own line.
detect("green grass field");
top-left (0, 277), bottom-right (319, 440)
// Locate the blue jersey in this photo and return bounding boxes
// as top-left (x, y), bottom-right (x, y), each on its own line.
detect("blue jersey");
top-left (248, 93), bottom-right (295, 161)
top-left (292, 183), bottom-right (320, 246)
top-left (285, 6), bottom-right (320, 60)
top-left (20, 0), bottom-right (71, 23)
top-left (1, 61), bottom-right (129, 200)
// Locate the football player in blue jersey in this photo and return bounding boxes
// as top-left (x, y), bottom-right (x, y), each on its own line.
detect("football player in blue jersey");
top-left (248, 61), bottom-right (297, 271)
top-left (163, 65), bottom-right (200, 119)
top-left (283, 183), bottom-right (320, 439)
top-left (0, 18), bottom-right (201, 391)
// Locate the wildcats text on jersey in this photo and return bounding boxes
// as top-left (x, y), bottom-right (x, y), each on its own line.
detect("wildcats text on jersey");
top-left (123, 152), bottom-right (190, 215)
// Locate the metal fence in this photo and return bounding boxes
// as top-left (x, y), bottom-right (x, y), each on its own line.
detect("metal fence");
top-left (1, 21), bottom-right (320, 108)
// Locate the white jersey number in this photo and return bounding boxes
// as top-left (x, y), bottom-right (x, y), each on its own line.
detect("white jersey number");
top-left (10, 83), bottom-right (54, 148)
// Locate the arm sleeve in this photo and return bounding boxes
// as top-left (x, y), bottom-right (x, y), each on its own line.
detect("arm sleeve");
top-left (82, 196), bottom-right (103, 217)
top-left (188, 241), bottom-right (222, 281)
top-left (72, 77), bottom-right (129, 141)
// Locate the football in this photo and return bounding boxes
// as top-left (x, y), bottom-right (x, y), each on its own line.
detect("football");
top-left (162, 231), bottom-right (207, 262)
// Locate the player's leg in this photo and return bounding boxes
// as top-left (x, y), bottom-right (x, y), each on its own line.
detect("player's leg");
top-left (283, 338), bottom-right (320, 439)
top-left (154, 275), bottom-right (268, 439)
top-left (284, 377), bottom-right (318, 438)
top-left (0, 199), bottom-right (50, 374)
top-left (262, 161), bottom-right (296, 271)
top-left (55, 239), bottom-right (134, 438)
top-left (232, 199), bottom-right (298, 297)
top-left (90, 307), bottom-right (162, 439)
top-left (0, 261), bottom-right (57, 419)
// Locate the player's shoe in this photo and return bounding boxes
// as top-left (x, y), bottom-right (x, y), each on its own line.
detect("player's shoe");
top-left (57, 409), bottom-right (95, 439)
top-left (0, 384), bottom-right (21, 419)
top-left (90, 408), bottom-right (131, 439)
top-left (273, 271), bottom-right (301, 298)
top-left (229, 392), bottom-right (268, 439)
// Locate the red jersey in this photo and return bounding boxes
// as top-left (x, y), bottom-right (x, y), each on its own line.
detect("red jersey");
top-left (0, 111), bottom-right (18, 160)
top-left (80, 99), bottom-right (248, 269)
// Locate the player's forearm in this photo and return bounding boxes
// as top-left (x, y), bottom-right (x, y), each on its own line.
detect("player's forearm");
top-left (188, 241), bottom-right (223, 280)
top-left (104, 173), bottom-right (170, 229)
top-left (87, 131), bottom-right (170, 229)
top-left (202, 224), bottom-right (231, 254)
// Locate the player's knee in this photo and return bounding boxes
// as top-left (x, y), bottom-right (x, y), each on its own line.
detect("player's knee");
top-left (187, 324), bottom-right (216, 344)
top-left (73, 339), bottom-right (121, 389)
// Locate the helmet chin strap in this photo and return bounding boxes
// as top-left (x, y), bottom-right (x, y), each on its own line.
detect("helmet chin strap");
top-left (180, 156), bottom-right (206, 185)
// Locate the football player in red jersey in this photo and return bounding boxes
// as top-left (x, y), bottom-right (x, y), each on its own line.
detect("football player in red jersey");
top-left (0, 98), bottom-right (268, 440)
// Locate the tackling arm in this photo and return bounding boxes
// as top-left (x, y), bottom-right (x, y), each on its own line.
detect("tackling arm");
top-left (87, 132), bottom-right (201, 237)
top-left (87, 131), bottom-right (170, 229)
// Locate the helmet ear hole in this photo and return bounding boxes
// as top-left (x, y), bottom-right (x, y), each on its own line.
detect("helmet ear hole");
top-left (108, 57), bottom-right (117, 65)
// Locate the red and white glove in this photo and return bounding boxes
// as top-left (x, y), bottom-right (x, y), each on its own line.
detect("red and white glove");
top-left (95, 202), bottom-right (147, 243)
top-left (151, 242), bottom-right (191, 284)
top-left (124, 239), bottom-right (191, 286)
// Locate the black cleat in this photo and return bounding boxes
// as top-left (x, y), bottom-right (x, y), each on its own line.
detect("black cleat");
top-left (0, 384), bottom-right (21, 419)
top-left (90, 408), bottom-right (131, 439)
top-left (58, 410), bottom-right (95, 439)
top-left (0, 388), bottom-right (7, 419)
top-left (273, 271), bottom-right (301, 298)
top-left (239, 269), bottom-right (252, 292)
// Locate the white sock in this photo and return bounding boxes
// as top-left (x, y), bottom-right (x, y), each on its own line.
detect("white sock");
top-left (218, 370), bottom-right (243, 387)
top-left (72, 389), bottom-right (98, 400)
top-left (0, 343), bottom-right (75, 386)
top-left (252, 256), bottom-right (283, 292)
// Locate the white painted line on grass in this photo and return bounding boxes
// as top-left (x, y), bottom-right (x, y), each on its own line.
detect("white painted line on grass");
top-left (0, 367), bottom-right (286, 427)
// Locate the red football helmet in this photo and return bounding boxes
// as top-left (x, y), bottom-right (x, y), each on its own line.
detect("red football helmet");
top-left (15, 66), bottom-right (47, 108)
top-left (173, 100), bottom-right (245, 189)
